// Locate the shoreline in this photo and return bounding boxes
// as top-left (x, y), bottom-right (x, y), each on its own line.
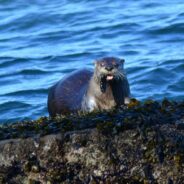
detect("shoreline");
top-left (0, 99), bottom-right (183, 141)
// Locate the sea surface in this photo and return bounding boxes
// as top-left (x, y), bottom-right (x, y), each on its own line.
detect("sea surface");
top-left (0, 0), bottom-right (184, 123)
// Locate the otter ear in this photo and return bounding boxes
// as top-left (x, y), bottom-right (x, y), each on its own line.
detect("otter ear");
top-left (120, 59), bottom-right (125, 63)
top-left (93, 60), bottom-right (98, 67)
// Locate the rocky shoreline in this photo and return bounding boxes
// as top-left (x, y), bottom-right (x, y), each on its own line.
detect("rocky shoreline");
top-left (0, 99), bottom-right (184, 183)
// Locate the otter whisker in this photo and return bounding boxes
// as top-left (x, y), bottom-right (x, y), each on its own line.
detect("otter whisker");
top-left (115, 71), bottom-right (125, 80)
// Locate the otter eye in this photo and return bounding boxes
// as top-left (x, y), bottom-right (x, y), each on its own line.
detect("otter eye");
top-left (113, 62), bottom-right (119, 68)
top-left (114, 63), bottom-right (119, 68)
top-left (100, 63), bottom-right (105, 67)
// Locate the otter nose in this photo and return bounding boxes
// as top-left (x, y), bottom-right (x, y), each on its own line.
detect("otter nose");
top-left (105, 66), bottom-right (113, 71)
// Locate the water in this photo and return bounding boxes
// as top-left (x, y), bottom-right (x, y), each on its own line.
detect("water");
top-left (0, 0), bottom-right (184, 123)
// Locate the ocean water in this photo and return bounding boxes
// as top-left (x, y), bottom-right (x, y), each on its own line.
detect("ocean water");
top-left (0, 0), bottom-right (184, 123)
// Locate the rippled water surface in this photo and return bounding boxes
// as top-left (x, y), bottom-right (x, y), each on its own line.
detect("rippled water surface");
top-left (0, 0), bottom-right (184, 123)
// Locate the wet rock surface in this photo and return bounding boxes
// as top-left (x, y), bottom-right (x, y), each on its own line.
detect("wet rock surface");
top-left (0, 99), bottom-right (184, 184)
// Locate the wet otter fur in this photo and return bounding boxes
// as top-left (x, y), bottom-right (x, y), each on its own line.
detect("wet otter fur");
top-left (48, 57), bottom-right (130, 117)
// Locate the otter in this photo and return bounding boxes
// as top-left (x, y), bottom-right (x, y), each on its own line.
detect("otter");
top-left (48, 57), bottom-right (130, 117)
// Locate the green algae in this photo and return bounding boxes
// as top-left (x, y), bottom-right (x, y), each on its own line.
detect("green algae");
top-left (0, 99), bottom-right (183, 141)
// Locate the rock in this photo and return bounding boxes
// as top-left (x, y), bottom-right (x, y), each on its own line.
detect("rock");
top-left (0, 99), bottom-right (184, 183)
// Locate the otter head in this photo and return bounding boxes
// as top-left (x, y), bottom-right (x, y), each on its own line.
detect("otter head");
top-left (94, 57), bottom-right (125, 93)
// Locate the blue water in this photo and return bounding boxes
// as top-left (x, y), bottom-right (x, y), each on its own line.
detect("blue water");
top-left (0, 0), bottom-right (184, 123)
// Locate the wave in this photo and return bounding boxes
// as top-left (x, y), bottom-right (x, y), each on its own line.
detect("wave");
top-left (147, 23), bottom-right (184, 35)
top-left (19, 69), bottom-right (50, 75)
top-left (0, 101), bottom-right (31, 112)
top-left (0, 57), bottom-right (28, 67)
top-left (2, 88), bottom-right (48, 96)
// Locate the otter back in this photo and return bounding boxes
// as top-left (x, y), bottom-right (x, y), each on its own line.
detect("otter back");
top-left (48, 69), bottom-right (92, 117)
